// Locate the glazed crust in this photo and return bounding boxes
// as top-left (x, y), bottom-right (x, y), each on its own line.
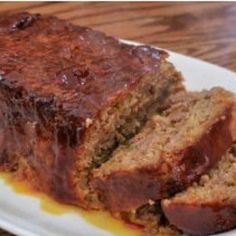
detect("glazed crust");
top-left (92, 108), bottom-right (233, 211)
top-left (0, 12), bottom-right (169, 207)
top-left (0, 11), bottom-right (168, 156)
top-left (0, 11), bottom-right (167, 129)
top-left (162, 201), bottom-right (236, 235)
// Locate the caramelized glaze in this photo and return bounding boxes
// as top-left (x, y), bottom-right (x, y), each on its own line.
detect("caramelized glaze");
top-left (0, 12), bottom-right (167, 208)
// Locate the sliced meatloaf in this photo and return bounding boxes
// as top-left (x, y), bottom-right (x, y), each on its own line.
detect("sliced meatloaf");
top-left (117, 143), bottom-right (236, 236)
top-left (162, 143), bottom-right (236, 235)
top-left (92, 88), bottom-right (234, 211)
top-left (0, 12), bottom-right (184, 209)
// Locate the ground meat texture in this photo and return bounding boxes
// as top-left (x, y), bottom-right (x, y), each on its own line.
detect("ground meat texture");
top-left (92, 88), bottom-right (234, 211)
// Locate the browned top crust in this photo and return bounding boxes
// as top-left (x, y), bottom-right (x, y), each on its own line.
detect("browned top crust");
top-left (0, 12), bottom-right (167, 136)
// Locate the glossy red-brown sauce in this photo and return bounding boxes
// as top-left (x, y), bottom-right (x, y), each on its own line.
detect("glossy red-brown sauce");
top-left (0, 12), bottom-right (166, 208)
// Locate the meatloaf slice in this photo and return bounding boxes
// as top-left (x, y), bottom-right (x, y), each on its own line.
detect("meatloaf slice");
top-left (0, 12), bottom-right (184, 209)
top-left (162, 143), bottom-right (236, 236)
top-left (92, 88), bottom-right (234, 211)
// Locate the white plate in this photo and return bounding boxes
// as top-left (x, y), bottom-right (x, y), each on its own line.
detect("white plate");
top-left (0, 40), bottom-right (235, 236)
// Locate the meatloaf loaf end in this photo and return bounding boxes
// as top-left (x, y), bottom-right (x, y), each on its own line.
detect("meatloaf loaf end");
top-left (92, 88), bottom-right (234, 211)
top-left (0, 12), bottom-right (184, 209)
top-left (162, 143), bottom-right (236, 236)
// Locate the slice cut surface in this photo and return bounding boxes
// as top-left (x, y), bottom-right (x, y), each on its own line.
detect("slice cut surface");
top-left (92, 87), bottom-right (234, 211)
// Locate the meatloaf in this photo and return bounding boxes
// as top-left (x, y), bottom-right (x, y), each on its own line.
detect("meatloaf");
top-left (92, 88), bottom-right (234, 211)
top-left (0, 12), bottom-right (184, 209)
top-left (162, 143), bottom-right (236, 235)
